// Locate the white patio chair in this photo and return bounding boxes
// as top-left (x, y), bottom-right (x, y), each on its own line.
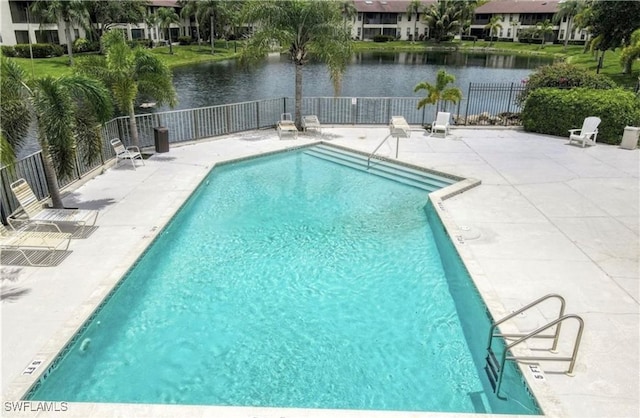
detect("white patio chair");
top-left (302, 115), bottom-right (322, 134)
top-left (432, 112), bottom-right (451, 136)
top-left (277, 113), bottom-right (298, 140)
top-left (8, 178), bottom-right (99, 233)
top-left (1, 223), bottom-right (72, 266)
top-left (110, 138), bottom-right (145, 169)
top-left (568, 116), bottom-right (601, 147)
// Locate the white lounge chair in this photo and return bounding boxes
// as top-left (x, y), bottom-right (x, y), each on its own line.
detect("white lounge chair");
top-left (390, 116), bottom-right (411, 138)
top-left (432, 112), bottom-right (451, 136)
top-left (8, 178), bottom-right (99, 233)
top-left (110, 138), bottom-right (145, 169)
top-left (1, 223), bottom-right (71, 266)
top-left (568, 116), bottom-right (601, 147)
top-left (302, 115), bottom-right (322, 134)
top-left (277, 113), bottom-right (298, 140)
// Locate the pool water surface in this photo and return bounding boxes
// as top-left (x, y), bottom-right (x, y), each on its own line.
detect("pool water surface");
top-left (28, 147), bottom-right (539, 414)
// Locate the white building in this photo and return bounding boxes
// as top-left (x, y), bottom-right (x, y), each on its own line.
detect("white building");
top-left (351, 0), bottom-right (435, 41)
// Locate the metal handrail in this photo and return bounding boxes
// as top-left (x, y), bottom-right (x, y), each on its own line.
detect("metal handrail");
top-left (494, 314), bottom-right (584, 397)
top-left (487, 293), bottom-right (566, 353)
top-left (366, 133), bottom-right (391, 168)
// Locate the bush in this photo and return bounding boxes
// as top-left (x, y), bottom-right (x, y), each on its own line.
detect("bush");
top-left (461, 35), bottom-right (477, 42)
top-left (72, 38), bottom-right (100, 53)
top-left (372, 35), bottom-right (394, 43)
top-left (128, 38), bottom-right (152, 48)
top-left (14, 43), bottom-right (64, 58)
top-left (1, 45), bottom-right (16, 57)
top-left (519, 62), bottom-right (617, 103)
top-left (522, 88), bottom-right (640, 145)
top-left (178, 36), bottom-right (192, 45)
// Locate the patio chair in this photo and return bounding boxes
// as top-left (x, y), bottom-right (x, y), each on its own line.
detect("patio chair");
top-left (390, 116), bottom-right (411, 138)
top-left (568, 117), bottom-right (601, 147)
top-left (432, 112), bottom-right (451, 136)
top-left (0, 223), bottom-right (72, 266)
top-left (302, 115), bottom-right (322, 134)
top-left (8, 178), bottom-right (99, 233)
top-left (110, 138), bottom-right (145, 169)
top-left (277, 113), bottom-right (298, 140)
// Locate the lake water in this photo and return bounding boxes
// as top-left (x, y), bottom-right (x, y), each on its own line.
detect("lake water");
top-left (18, 51), bottom-right (553, 157)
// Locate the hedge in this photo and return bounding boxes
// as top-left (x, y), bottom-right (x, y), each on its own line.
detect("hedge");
top-left (522, 88), bottom-right (640, 145)
top-left (13, 43), bottom-right (64, 58)
top-left (177, 36), bottom-right (192, 45)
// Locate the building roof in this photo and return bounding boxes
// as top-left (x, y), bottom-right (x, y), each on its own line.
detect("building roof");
top-left (353, 0), bottom-right (436, 14)
top-left (475, 0), bottom-right (561, 14)
top-left (149, 0), bottom-right (179, 8)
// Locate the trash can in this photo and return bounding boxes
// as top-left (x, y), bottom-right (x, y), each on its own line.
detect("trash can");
top-left (620, 126), bottom-right (640, 150)
top-left (154, 126), bottom-right (169, 153)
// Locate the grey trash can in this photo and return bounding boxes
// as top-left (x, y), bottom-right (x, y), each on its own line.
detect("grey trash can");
top-left (154, 126), bottom-right (169, 153)
top-left (620, 126), bottom-right (640, 150)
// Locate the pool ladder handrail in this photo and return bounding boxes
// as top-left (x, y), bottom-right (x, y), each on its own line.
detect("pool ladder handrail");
top-left (367, 133), bottom-right (392, 168)
top-left (485, 293), bottom-right (584, 400)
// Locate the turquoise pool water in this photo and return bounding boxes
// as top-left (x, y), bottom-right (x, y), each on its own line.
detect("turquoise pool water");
top-left (29, 148), bottom-right (539, 414)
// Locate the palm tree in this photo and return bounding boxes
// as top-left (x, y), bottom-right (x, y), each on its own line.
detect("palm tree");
top-left (484, 16), bottom-right (502, 46)
top-left (30, 0), bottom-right (88, 66)
top-left (414, 69), bottom-right (463, 113)
top-left (197, 0), bottom-right (224, 55)
top-left (1, 58), bottom-right (31, 167)
top-left (620, 28), bottom-right (640, 75)
top-left (145, 10), bottom-right (158, 47)
top-left (156, 7), bottom-right (180, 54)
top-left (553, 0), bottom-right (583, 51)
top-left (1, 57), bottom-right (112, 208)
top-left (406, 0), bottom-right (422, 42)
top-left (424, 0), bottom-right (461, 43)
top-left (242, 0), bottom-right (352, 130)
top-left (179, 0), bottom-right (202, 46)
top-left (76, 30), bottom-right (177, 149)
top-left (536, 19), bottom-right (554, 49)
top-left (340, 0), bottom-right (357, 33)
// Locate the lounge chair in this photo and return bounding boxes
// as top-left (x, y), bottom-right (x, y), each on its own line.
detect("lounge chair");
top-left (277, 113), bottom-right (298, 140)
top-left (568, 117), bottom-right (601, 147)
top-left (302, 115), bottom-right (322, 134)
top-left (432, 112), bottom-right (451, 136)
top-left (0, 223), bottom-right (71, 266)
top-left (110, 138), bottom-right (145, 169)
top-left (8, 178), bottom-right (99, 233)
top-left (390, 116), bottom-right (411, 138)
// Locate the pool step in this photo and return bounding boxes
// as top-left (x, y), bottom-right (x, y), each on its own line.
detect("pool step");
top-left (304, 145), bottom-right (455, 192)
top-left (485, 347), bottom-right (501, 392)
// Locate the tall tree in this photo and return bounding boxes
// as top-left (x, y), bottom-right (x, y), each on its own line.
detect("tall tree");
top-left (0, 58), bottom-right (32, 167)
top-left (1, 57), bottom-right (112, 208)
top-left (30, 0), bottom-right (88, 66)
top-left (340, 0), bottom-right (357, 33)
top-left (414, 69), bottom-right (463, 113)
top-left (179, 0), bottom-right (202, 45)
top-left (156, 7), bottom-right (180, 54)
top-left (197, 0), bottom-right (225, 55)
top-left (536, 19), bottom-right (553, 49)
top-left (553, 0), bottom-right (583, 51)
top-left (242, 0), bottom-right (352, 130)
top-left (145, 10), bottom-right (158, 47)
top-left (84, 0), bottom-right (148, 43)
top-left (406, 0), bottom-right (422, 42)
top-left (75, 30), bottom-right (177, 148)
top-left (452, 0), bottom-right (478, 38)
top-left (620, 28), bottom-right (640, 75)
top-left (424, 0), bottom-right (461, 43)
top-left (484, 15), bottom-right (502, 46)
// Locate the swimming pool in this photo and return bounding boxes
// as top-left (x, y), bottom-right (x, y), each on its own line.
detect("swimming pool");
top-left (28, 146), bottom-right (540, 414)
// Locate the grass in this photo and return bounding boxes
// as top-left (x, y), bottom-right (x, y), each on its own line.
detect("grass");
top-left (9, 40), bottom-right (639, 88)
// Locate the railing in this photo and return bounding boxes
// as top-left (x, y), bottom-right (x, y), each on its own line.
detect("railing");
top-left (1, 87), bottom-right (525, 221)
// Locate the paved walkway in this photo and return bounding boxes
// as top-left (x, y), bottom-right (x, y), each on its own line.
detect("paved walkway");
top-left (1, 127), bottom-right (638, 418)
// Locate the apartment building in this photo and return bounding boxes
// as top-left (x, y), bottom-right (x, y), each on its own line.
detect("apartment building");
top-left (470, 0), bottom-right (588, 43)
top-left (0, 0), bottom-right (184, 47)
top-left (352, 0), bottom-right (435, 41)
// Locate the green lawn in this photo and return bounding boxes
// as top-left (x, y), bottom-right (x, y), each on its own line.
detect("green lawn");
top-left (9, 40), bottom-right (639, 89)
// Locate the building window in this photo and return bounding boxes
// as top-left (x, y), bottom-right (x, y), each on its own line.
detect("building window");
top-left (560, 29), bottom-right (565, 40)
top-left (397, 14), bottom-right (401, 22)
top-left (407, 13), bottom-right (411, 22)
top-left (14, 30), bottom-right (29, 44)
top-left (9, 1), bottom-right (30, 24)
top-left (507, 28), bottom-right (511, 37)
top-left (35, 30), bottom-right (59, 44)
top-left (74, 29), bottom-right (80, 39)
top-left (356, 27), bottom-right (361, 39)
top-left (357, 13), bottom-right (361, 21)
top-left (131, 28), bottom-right (144, 40)
top-left (406, 27), bottom-right (411, 37)
top-left (580, 32), bottom-right (586, 40)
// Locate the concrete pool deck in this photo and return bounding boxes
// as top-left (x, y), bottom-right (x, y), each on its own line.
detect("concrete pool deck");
top-left (1, 126), bottom-right (638, 418)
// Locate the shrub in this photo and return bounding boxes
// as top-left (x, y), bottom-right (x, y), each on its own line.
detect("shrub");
top-left (519, 62), bottom-right (617, 103)
top-left (522, 87), bottom-right (640, 145)
top-left (1, 45), bottom-right (16, 57)
top-left (372, 35), bottom-right (394, 43)
top-left (72, 38), bottom-right (99, 53)
top-left (178, 36), bottom-right (192, 45)
top-left (14, 43), bottom-right (64, 58)
top-left (461, 35), bottom-right (477, 42)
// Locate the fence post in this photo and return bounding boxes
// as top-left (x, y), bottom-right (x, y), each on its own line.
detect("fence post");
top-left (506, 82), bottom-right (514, 125)
top-left (193, 109), bottom-right (200, 139)
top-left (256, 101), bottom-right (260, 128)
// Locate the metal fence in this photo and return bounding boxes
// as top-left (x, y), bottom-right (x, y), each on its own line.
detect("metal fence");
top-left (1, 86), bottom-right (524, 220)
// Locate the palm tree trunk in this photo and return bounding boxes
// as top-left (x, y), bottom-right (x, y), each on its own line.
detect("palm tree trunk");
top-left (64, 23), bottom-right (74, 66)
top-left (128, 103), bottom-right (140, 148)
top-left (41, 148), bottom-right (64, 208)
top-left (210, 15), bottom-right (215, 54)
top-left (294, 63), bottom-right (303, 130)
top-left (563, 18), bottom-right (571, 50)
top-left (168, 27), bottom-right (174, 54)
top-left (196, 22), bottom-right (201, 46)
